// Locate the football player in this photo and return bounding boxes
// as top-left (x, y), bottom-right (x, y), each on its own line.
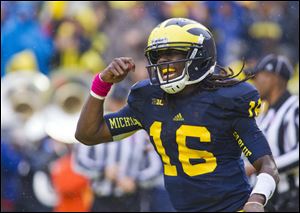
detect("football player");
top-left (75, 18), bottom-right (279, 212)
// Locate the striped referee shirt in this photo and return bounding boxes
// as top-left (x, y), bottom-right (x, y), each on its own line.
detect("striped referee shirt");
top-left (256, 91), bottom-right (299, 193)
top-left (72, 130), bottom-right (162, 197)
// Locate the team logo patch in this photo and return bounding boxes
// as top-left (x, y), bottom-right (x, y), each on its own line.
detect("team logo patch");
top-left (152, 98), bottom-right (164, 106)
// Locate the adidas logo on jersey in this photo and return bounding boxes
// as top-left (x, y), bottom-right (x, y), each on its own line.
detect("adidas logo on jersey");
top-left (173, 113), bottom-right (184, 121)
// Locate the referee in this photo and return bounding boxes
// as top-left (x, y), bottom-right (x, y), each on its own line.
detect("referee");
top-left (251, 54), bottom-right (299, 212)
top-left (72, 130), bottom-right (163, 212)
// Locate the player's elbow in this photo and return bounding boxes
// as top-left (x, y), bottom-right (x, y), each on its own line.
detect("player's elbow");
top-left (75, 121), bottom-right (112, 145)
top-left (254, 155), bottom-right (280, 185)
top-left (75, 132), bottom-right (91, 146)
top-left (75, 125), bottom-right (111, 146)
top-left (75, 129), bottom-right (98, 146)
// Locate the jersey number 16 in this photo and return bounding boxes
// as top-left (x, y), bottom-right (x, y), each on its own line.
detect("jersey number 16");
top-left (150, 121), bottom-right (217, 177)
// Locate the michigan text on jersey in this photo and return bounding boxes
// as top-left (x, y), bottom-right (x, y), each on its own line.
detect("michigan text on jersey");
top-left (109, 117), bottom-right (142, 129)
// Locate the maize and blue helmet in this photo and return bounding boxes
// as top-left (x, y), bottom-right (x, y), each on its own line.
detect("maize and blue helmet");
top-left (145, 18), bottom-right (217, 94)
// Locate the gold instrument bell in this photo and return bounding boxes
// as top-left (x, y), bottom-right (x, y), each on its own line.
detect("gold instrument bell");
top-left (44, 71), bottom-right (92, 144)
top-left (1, 71), bottom-right (51, 125)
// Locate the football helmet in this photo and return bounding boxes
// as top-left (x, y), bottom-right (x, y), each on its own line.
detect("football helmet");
top-left (145, 18), bottom-right (216, 94)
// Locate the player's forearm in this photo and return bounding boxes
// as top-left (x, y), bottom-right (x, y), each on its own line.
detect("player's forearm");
top-left (75, 57), bottom-right (135, 145)
top-left (75, 95), bottom-right (109, 145)
top-left (248, 155), bottom-right (279, 204)
top-left (253, 155), bottom-right (279, 185)
top-left (243, 155), bottom-right (279, 211)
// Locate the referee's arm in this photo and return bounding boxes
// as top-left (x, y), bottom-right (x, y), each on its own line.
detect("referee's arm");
top-left (275, 105), bottom-right (299, 173)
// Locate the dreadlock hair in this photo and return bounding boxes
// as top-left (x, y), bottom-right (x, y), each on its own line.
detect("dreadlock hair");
top-left (199, 61), bottom-right (254, 91)
top-left (162, 61), bottom-right (255, 106)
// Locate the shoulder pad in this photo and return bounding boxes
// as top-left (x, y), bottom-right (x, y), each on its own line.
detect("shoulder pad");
top-left (215, 81), bottom-right (257, 99)
top-left (128, 79), bottom-right (161, 112)
top-left (131, 79), bottom-right (151, 91)
top-left (130, 79), bottom-right (161, 97)
top-left (129, 80), bottom-right (152, 101)
top-left (213, 82), bottom-right (261, 118)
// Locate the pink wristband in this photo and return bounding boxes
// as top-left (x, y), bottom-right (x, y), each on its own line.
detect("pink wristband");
top-left (90, 74), bottom-right (113, 99)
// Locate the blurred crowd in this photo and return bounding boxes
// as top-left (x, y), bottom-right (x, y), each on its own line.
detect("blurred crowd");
top-left (1, 1), bottom-right (299, 212)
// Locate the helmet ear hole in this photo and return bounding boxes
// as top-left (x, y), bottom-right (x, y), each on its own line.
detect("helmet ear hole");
top-left (201, 60), bottom-right (209, 69)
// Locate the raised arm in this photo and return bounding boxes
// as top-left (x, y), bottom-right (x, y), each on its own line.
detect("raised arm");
top-left (75, 57), bottom-right (135, 145)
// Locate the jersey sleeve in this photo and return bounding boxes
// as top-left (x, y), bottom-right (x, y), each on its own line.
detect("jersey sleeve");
top-left (234, 89), bottom-right (262, 118)
top-left (104, 82), bottom-right (146, 141)
top-left (232, 117), bottom-right (272, 164)
top-left (215, 82), bottom-right (272, 163)
top-left (104, 105), bottom-right (143, 141)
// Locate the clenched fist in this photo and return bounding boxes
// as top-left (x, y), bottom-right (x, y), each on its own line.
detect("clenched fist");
top-left (100, 57), bottom-right (135, 83)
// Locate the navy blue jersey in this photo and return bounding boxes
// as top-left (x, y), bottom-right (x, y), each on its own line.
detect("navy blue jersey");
top-left (104, 80), bottom-right (272, 211)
